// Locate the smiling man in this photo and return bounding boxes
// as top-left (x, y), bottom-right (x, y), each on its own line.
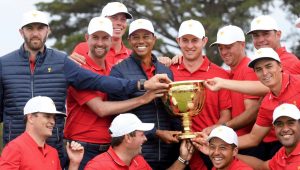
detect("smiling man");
top-left (109, 19), bottom-right (181, 169)
top-left (170, 19), bottom-right (232, 170)
top-left (0, 96), bottom-right (84, 170)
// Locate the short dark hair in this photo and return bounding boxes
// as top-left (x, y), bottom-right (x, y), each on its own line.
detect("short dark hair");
top-left (23, 112), bottom-right (38, 124)
top-left (111, 131), bottom-right (136, 147)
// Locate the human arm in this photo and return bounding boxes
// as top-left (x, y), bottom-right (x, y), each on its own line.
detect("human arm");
top-left (70, 52), bottom-right (86, 66)
top-left (67, 141), bottom-right (84, 170)
top-left (156, 130), bottom-right (181, 144)
top-left (64, 58), bottom-right (171, 95)
top-left (236, 154), bottom-right (270, 170)
top-left (157, 56), bottom-right (172, 67)
top-left (204, 77), bottom-right (269, 96)
top-left (202, 108), bottom-right (231, 135)
top-left (69, 42), bottom-right (88, 65)
top-left (226, 98), bottom-right (260, 130)
top-left (167, 139), bottom-right (194, 170)
top-left (238, 124), bottom-right (271, 149)
top-left (85, 89), bottom-right (167, 117)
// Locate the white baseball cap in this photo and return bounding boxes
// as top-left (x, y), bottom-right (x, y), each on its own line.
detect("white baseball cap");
top-left (109, 113), bottom-right (154, 137)
top-left (248, 47), bottom-right (281, 68)
top-left (88, 17), bottom-right (113, 36)
top-left (21, 10), bottom-right (49, 28)
top-left (295, 17), bottom-right (300, 28)
top-left (128, 19), bottom-right (154, 36)
top-left (207, 125), bottom-right (238, 146)
top-left (210, 25), bottom-right (245, 47)
top-left (24, 96), bottom-right (65, 116)
top-left (273, 103), bottom-right (300, 123)
top-left (178, 19), bottom-right (205, 39)
top-left (247, 15), bottom-right (280, 34)
top-left (101, 2), bottom-right (132, 19)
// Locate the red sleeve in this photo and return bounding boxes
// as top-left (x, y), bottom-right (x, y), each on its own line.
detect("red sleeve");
top-left (255, 106), bottom-right (273, 127)
top-left (0, 143), bottom-right (22, 169)
top-left (73, 42), bottom-right (89, 56)
top-left (68, 86), bottom-right (106, 106)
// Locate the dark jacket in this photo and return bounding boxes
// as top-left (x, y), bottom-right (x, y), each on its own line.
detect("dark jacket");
top-left (0, 45), bottom-right (138, 160)
top-left (109, 53), bottom-right (181, 166)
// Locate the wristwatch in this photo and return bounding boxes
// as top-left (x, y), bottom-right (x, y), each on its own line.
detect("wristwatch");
top-left (139, 79), bottom-right (146, 91)
top-left (178, 156), bottom-right (189, 165)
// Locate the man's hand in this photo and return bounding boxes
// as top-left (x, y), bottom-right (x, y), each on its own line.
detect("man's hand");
top-left (144, 74), bottom-right (172, 90)
top-left (171, 54), bottom-right (183, 65)
top-left (191, 132), bottom-right (209, 155)
top-left (69, 52), bottom-right (86, 66)
top-left (204, 77), bottom-right (225, 92)
top-left (156, 129), bottom-right (181, 144)
top-left (179, 139), bottom-right (195, 161)
top-left (66, 141), bottom-right (84, 169)
top-left (157, 56), bottom-right (172, 67)
top-left (141, 89), bottom-right (168, 104)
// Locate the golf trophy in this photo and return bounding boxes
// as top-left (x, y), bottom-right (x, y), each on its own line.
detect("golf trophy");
top-left (164, 80), bottom-right (206, 139)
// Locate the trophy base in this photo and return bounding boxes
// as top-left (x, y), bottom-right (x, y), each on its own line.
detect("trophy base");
top-left (179, 133), bottom-right (196, 139)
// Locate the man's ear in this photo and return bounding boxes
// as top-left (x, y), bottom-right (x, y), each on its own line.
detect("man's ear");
top-left (232, 146), bottom-right (238, 157)
top-left (19, 29), bottom-right (24, 38)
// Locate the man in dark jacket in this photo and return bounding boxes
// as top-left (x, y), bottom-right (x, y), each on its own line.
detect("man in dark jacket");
top-left (109, 18), bottom-right (181, 170)
top-left (0, 10), bottom-right (171, 168)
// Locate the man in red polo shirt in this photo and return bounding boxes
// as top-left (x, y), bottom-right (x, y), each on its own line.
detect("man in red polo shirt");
top-left (71, 2), bottom-right (132, 66)
top-left (0, 96), bottom-right (84, 170)
top-left (237, 47), bottom-right (300, 160)
top-left (85, 113), bottom-right (194, 170)
top-left (192, 126), bottom-right (253, 170)
top-left (64, 17), bottom-right (164, 169)
top-left (237, 103), bottom-right (300, 169)
top-left (210, 25), bottom-right (261, 157)
top-left (170, 19), bottom-right (232, 170)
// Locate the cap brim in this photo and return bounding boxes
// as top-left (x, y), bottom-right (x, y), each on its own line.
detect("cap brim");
top-left (248, 56), bottom-right (279, 68)
top-left (207, 135), bottom-right (236, 146)
top-left (137, 123), bottom-right (154, 131)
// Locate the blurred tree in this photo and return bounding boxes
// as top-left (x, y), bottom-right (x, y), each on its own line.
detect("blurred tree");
top-left (37, 0), bottom-right (275, 65)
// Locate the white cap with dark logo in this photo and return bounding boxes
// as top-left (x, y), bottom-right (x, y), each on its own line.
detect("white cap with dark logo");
top-left (248, 47), bottom-right (281, 68)
top-left (88, 17), bottom-right (113, 36)
top-left (207, 125), bottom-right (238, 146)
top-left (128, 19), bottom-right (154, 36)
top-left (210, 25), bottom-right (245, 47)
top-left (273, 103), bottom-right (300, 124)
top-left (24, 96), bottom-right (65, 116)
top-left (101, 2), bottom-right (132, 19)
top-left (247, 15), bottom-right (280, 34)
top-left (109, 113), bottom-right (154, 137)
top-left (21, 10), bottom-right (49, 28)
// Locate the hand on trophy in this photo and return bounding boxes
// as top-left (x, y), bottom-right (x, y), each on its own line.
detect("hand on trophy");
top-left (156, 129), bottom-right (181, 144)
top-left (144, 74), bottom-right (172, 90)
top-left (191, 132), bottom-right (209, 155)
top-left (204, 77), bottom-right (225, 92)
top-left (141, 89), bottom-right (168, 104)
top-left (179, 139), bottom-right (195, 160)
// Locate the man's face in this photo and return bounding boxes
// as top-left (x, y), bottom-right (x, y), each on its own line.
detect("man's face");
top-left (177, 34), bottom-right (207, 62)
top-left (128, 130), bottom-right (147, 155)
top-left (29, 113), bottom-right (56, 138)
top-left (274, 116), bottom-right (300, 150)
top-left (86, 31), bottom-right (112, 59)
top-left (19, 23), bottom-right (49, 52)
top-left (251, 30), bottom-right (281, 50)
top-left (217, 42), bottom-right (245, 68)
top-left (107, 13), bottom-right (127, 39)
top-left (253, 59), bottom-right (282, 90)
top-left (128, 29), bottom-right (156, 59)
top-left (209, 138), bottom-right (237, 169)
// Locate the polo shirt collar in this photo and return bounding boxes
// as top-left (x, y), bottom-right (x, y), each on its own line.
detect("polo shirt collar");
top-left (177, 55), bottom-right (211, 73)
top-left (84, 53), bottom-right (112, 72)
top-left (283, 141), bottom-right (300, 158)
top-left (23, 131), bottom-right (50, 156)
top-left (130, 53), bottom-right (158, 66)
top-left (230, 57), bottom-right (250, 76)
top-left (107, 146), bottom-right (140, 167)
top-left (268, 73), bottom-right (289, 100)
top-left (276, 46), bottom-right (287, 57)
top-left (111, 42), bottom-right (131, 56)
top-left (20, 44), bottom-right (47, 61)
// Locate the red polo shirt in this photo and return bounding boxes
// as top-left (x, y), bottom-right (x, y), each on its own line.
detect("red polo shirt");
top-left (64, 53), bottom-right (113, 144)
top-left (73, 41), bottom-right (131, 65)
top-left (170, 56), bottom-right (232, 132)
top-left (142, 63), bottom-right (155, 79)
top-left (85, 146), bottom-right (152, 170)
top-left (212, 158), bottom-right (253, 170)
top-left (230, 57), bottom-right (259, 136)
top-left (269, 142), bottom-right (300, 169)
top-left (256, 73), bottom-right (300, 142)
top-left (290, 60), bottom-right (300, 75)
top-left (276, 46), bottom-right (299, 74)
top-left (0, 132), bottom-right (60, 170)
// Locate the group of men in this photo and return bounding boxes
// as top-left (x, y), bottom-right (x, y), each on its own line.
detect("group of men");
top-left (0, 1), bottom-right (300, 170)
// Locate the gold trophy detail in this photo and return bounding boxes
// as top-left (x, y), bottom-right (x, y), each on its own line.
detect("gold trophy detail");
top-left (164, 80), bottom-right (205, 139)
